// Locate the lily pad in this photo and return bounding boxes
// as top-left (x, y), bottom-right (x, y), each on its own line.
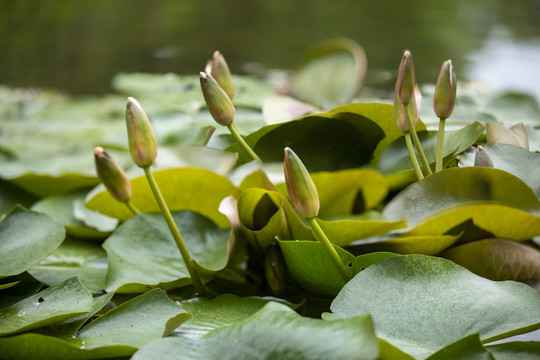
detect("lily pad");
top-left (406, 203), bottom-right (540, 241)
top-left (290, 38), bottom-right (368, 109)
top-left (351, 234), bottom-right (460, 256)
top-left (459, 143), bottom-right (540, 197)
top-left (487, 341), bottom-right (540, 360)
top-left (0, 206), bottom-right (65, 277)
top-left (103, 211), bottom-right (230, 293)
top-left (85, 167), bottom-right (239, 228)
top-left (0, 289), bottom-right (190, 360)
top-left (28, 238), bottom-right (108, 292)
top-left (441, 239), bottom-right (540, 281)
top-left (330, 255), bottom-right (540, 359)
top-left (132, 302), bottom-right (379, 360)
top-left (32, 191), bottom-right (117, 239)
top-left (426, 334), bottom-right (493, 360)
top-left (383, 167), bottom-right (540, 225)
top-left (278, 240), bottom-right (396, 295)
top-left (173, 294), bottom-right (291, 338)
top-left (0, 277), bottom-right (93, 336)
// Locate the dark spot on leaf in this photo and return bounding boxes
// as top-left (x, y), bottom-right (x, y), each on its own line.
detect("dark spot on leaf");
top-left (347, 262), bottom-right (353, 268)
top-left (38, 297), bottom-right (45, 303)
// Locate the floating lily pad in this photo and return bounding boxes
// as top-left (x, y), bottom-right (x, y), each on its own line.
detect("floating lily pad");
top-left (487, 341), bottom-right (540, 360)
top-left (330, 255), bottom-right (540, 359)
top-left (173, 294), bottom-right (292, 338)
top-left (441, 239), bottom-right (540, 281)
top-left (0, 277), bottom-right (93, 336)
top-left (28, 239), bottom-right (108, 292)
top-left (406, 203), bottom-right (540, 241)
top-left (383, 167), bottom-right (540, 225)
top-left (32, 191), bottom-right (117, 239)
top-left (132, 302), bottom-right (378, 360)
top-left (0, 289), bottom-right (190, 360)
top-left (425, 334), bottom-right (492, 360)
top-left (278, 240), bottom-right (396, 295)
top-left (316, 218), bottom-right (407, 247)
top-left (86, 167), bottom-right (239, 228)
top-left (351, 234), bottom-right (460, 255)
top-left (103, 211), bottom-right (230, 293)
top-left (0, 206), bottom-right (65, 277)
top-left (290, 38), bottom-right (368, 109)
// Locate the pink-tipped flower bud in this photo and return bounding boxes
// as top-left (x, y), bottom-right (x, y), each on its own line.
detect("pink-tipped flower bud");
top-left (200, 72), bottom-right (235, 126)
top-left (283, 147), bottom-right (319, 219)
top-left (433, 60), bottom-right (457, 119)
top-left (94, 147), bottom-right (132, 202)
top-left (205, 50), bottom-right (235, 100)
top-left (394, 84), bottom-right (421, 133)
top-left (396, 50), bottom-right (416, 105)
top-left (125, 97), bottom-right (158, 167)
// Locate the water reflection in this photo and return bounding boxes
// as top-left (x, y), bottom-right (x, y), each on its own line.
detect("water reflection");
top-left (1, 0), bottom-right (539, 97)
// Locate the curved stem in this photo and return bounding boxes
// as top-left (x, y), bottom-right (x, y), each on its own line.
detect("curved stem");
top-left (227, 122), bottom-right (262, 162)
top-left (405, 133), bottom-right (424, 181)
top-left (143, 166), bottom-right (206, 296)
top-left (404, 103), bottom-right (432, 176)
top-left (308, 217), bottom-right (351, 283)
top-left (435, 117), bottom-right (446, 172)
top-left (124, 200), bottom-right (141, 215)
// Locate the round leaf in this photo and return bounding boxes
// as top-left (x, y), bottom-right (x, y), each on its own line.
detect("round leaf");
top-left (0, 207), bottom-right (65, 277)
top-left (331, 255), bottom-right (540, 359)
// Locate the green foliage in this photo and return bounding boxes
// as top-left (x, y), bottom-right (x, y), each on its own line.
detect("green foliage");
top-left (1, 49), bottom-right (540, 359)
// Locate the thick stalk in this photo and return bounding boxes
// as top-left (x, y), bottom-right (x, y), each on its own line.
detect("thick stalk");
top-left (308, 217), bottom-right (351, 282)
top-left (404, 103), bottom-right (432, 176)
top-left (227, 122), bottom-right (262, 162)
top-left (435, 117), bottom-right (446, 172)
top-left (124, 200), bottom-right (141, 215)
top-left (143, 166), bottom-right (206, 295)
top-left (405, 133), bottom-right (424, 181)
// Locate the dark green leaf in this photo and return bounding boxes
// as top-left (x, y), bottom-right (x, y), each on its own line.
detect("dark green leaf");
top-left (487, 341), bottom-right (540, 360)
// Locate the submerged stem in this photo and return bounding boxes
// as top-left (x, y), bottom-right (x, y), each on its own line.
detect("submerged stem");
top-left (143, 166), bottom-right (206, 296)
top-left (435, 117), bottom-right (446, 172)
top-left (308, 217), bottom-right (351, 283)
top-left (228, 122), bottom-right (262, 162)
top-left (405, 133), bottom-right (424, 181)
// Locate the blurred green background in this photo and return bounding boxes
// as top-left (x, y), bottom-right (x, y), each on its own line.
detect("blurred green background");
top-left (1, 0), bottom-right (540, 98)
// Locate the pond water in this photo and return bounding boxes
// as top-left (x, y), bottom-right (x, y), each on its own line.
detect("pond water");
top-left (1, 0), bottom-right (540, 99)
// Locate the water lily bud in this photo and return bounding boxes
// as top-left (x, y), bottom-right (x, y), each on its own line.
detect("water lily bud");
top-left (125, 97), bottom-right (157, 167)
top-left (264, 243), bottom-right (287, 294)
top-left (205, 50), bottom-right (235, 100)
top-left (283, 147), bottom-right (319, 219)
top-left (396, 50), bottom-right (416, 105)
top-left (474, 145), bottom-right (493, 167)
top-left (394, 84), bottom-right (420, 133)
top-left (94, 147), bottom-right (132, 202)
top-left (433, 60), bottom-right (457, 119)
top-left (200, 72), bottom-right (235, 126)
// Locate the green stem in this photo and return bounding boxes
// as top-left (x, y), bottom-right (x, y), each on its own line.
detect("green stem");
top-left (124, 200), bottom-right (141, 215)
top-left (405, 133), bottom-right (424, 181)
top-left (435, 117), bottom-right (446, 172)
top-left (143, 166), bottom-right (206, 296)
top-left (227, 122), bottom-right (262, 162)
top-left (307, 217), bottom-right (351, 283)
top-left (404, 103), bottom-right (432, 176)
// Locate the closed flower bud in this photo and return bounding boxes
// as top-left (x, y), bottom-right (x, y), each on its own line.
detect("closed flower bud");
top-left (125, 97), bottom-right (158, 167)
top-left (283, 147), bottom-right (319, 219)
top-left (94, 147), bottom-right (132, 202)
top-left (205, 50), bottom-right (235, 100)
top-left (200, 72), bottom-right (235, 126)
top-left (433, 60), bottom-right (457, 118)
top-left (474, 145), bottom-right (493, 167)
top-left (396, 50), bottom-right (416, 105)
